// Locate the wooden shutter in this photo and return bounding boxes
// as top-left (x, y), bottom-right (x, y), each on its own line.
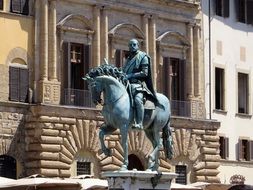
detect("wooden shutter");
top-left (246, 0), bottom-right (253, 24)
top-left (11, 0), bottom-right (21, 13)
top-left (0, 0), bottom-right (3, 10)
top-left (63, 42), bottom-right (69, 89)
top-left (21, 0), bottom-right (29, 15)
top-left (238, 139), bottom-right (243, 160)
top-left (223, 0), bottom-right (230, 17)
top-left (250, 141), bottom-right (253, 161)
top-left (84, 45), bottom-right (90, 90)
top-left (19, 68), bottom-right (29, 102)
top-left (9, 67), bottom-right (19, 101)
top-left (225, 137), bottom-right (229, 159)
top-left (246, 140), bottom-right (251, 161)
top-left (179, 60), bottom-right (186, 101)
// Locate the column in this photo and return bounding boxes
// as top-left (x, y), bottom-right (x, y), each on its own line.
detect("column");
top-left (194, 24), bottom-right (201, 98)
top-left (48, 0), bottom-right (57, 81)
top-left (92, 6), bottom-right (101, 67)
top-left (101, 6), bottom-right (109, 62)
top-left (187, 23), bottom-right (194, 99)
top-left (149, 15), bottom-right (157, 90)
top-left (40, 0), bottom-right (48, 81)
top-left (142, 14), bottom-right (149, 54)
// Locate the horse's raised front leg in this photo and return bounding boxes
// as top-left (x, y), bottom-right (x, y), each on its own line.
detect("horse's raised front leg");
top-left (119, 125), bottom-right (129, 171)
top-left (99, 123), bottom-right (116, 156)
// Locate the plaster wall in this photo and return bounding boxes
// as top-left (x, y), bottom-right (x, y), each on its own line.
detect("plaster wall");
top-left (202, 0), bottom-right (253, 185)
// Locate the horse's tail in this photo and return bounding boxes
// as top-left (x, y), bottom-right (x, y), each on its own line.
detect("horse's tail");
top-left (162, 118), bottom-right (173, 160)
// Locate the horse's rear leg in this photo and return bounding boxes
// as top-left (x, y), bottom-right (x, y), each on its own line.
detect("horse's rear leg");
top-left (99, 123), bottom-right (116, 156)
top-left (145, 128), bottom-right (162, 171)
top-left (119, 125), bottom-right (128, 171)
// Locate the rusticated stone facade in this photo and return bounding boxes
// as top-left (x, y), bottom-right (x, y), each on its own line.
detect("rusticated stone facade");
top-left (16, 105), bottom-right (219, 183)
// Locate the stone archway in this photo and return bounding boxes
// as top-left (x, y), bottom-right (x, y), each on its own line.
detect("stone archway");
top-left (128, 154), bottom-right (144, 171)
top-left (0, 155), bottom-right (16, 179)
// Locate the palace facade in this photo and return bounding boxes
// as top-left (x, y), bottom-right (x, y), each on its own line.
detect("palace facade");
top-left (0, 0), bottom-right (220, 184)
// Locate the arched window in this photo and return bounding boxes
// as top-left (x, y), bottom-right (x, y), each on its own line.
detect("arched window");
top-left (9, 61), bottom-right (29, 103)
top-left (0, 155), bottom-right (16, 179)
top-left (128, 154), bottom-right (144, 171)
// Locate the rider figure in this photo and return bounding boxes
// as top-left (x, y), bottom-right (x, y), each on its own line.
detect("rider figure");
top-left (122, 39), bottom-right (157, 130)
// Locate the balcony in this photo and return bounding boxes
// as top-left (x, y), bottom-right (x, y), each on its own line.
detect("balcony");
top-left (171, 100), bottom-right (205, 119)
top-left (63, 89), bottom-right (205, 119)
top-left (63, 88), bottom-right (95, 108)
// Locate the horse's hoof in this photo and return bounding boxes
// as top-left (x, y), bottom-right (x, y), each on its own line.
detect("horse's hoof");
top-left (119, 165), bottom-right (128, 171)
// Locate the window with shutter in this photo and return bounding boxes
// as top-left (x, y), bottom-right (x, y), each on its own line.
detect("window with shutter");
top-left (0, 0), bottom-right (3, 10)
top-left (219, 136), bottom-right (229, 159)
top-left (11, 0), bottom-right (21, 13)
top-left (9, 67), bottom-right (20, 101)
top-left (11, 0), bottom-right (29, 15)
top-left (19, 68), bottom-right (29, 102)
top-left (223, 0), bottom-right (230, 17)
top-left (238, 139), bottom-right (243, 160)
top-left (237, 0), bottom-right (246, 23)
top-left (9, 66), bottom-right (29, 103)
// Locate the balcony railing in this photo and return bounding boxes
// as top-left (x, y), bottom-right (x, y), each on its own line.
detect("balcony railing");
top-left (63, 89), bottom-right (205, 119)
top-left (64, 88), bottom-right (95, 108)
top-left (171, 100), bottom-right (205, 119)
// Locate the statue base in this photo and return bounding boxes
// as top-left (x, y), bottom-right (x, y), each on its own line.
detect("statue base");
top-left (102, 170), bottom-right (178, 190)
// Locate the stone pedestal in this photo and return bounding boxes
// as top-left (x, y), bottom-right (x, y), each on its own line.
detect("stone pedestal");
top-left (102, 170), bottom-right (177, 190)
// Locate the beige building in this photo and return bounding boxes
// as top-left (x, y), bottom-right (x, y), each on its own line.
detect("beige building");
top-left (0, 0), bottom-right (220, 184)
top-left (202, 0), bottom-right (253, 185)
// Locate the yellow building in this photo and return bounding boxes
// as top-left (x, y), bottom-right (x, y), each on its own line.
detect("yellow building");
top-left (0, 0), bottom-right (220, 184)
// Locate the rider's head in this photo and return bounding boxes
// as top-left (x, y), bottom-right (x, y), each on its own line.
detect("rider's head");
top-left (128, 39), bottom-right (139, 53)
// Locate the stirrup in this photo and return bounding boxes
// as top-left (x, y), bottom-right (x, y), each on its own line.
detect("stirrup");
top-left (132, 123), bottom-right (143, 130)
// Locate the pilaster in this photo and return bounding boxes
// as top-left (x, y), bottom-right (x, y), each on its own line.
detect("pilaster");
top-left (92, 5), bottom-right (101, 67)
top-left (101, 6), bottom-right (109, 62)
top-left (149, 15), bottom-right (157, 90)
top-left (186, 22), bottom-right (194, 100)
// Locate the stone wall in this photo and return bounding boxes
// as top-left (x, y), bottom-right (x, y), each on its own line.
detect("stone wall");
top-left (0, 102), bottom-right (28, 177)
top-left (23, 105), bottom-right (220, 183)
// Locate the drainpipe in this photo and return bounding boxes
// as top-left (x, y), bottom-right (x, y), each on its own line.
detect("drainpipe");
top-left (208, 0), bottom-right (212, 120)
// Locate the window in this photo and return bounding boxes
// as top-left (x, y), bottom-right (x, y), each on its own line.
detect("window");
top-left (238, 139), bottom-right (253, 161)
top-left (11, 0), bottom-right (29, 15)
top-left (115, 49), bottom-right (129, 68)
top-left (219, 136), bottom-right (229, 159)
top-left (0, 0), bottom-right (3, 10)
top-left (163, 57), bottom-right (186, 101)
top-left (215, 0), bottom-right (229, 17)
top-left (175, 165), bottom-right (187, 185)
top-left (9, 66), bottom-right (29, 103)
top-left (77, 162), bottom-right (91, 175)
top-left (63, 42), bottom-right (91, 107)
top-left (215, 68), bottom-right (225, 110)
top-left (163, 57), bottom-right (187, 116)
top-left (236, 0), bottom-right (253, 24)
top-left (128, 154), bottom-right (144, 171)
top-left (238, 73), bottom-right (249, 114)
top-left (0, 155), bottom-right (16, 179)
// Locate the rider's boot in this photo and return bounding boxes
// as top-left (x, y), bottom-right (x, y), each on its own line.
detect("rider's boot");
top-left (133, 93), bottom-right (144, 130)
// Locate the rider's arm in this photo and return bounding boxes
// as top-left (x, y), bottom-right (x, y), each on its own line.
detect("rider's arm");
top-left (127, 56), bottom-right (149, 79)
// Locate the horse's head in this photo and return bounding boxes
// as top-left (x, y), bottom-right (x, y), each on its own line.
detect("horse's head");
top-left (83, 75), bottom-right (103, 105)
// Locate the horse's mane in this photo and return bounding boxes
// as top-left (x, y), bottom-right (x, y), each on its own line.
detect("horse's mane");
top-left (86, 64), bottom-right (128, 86)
